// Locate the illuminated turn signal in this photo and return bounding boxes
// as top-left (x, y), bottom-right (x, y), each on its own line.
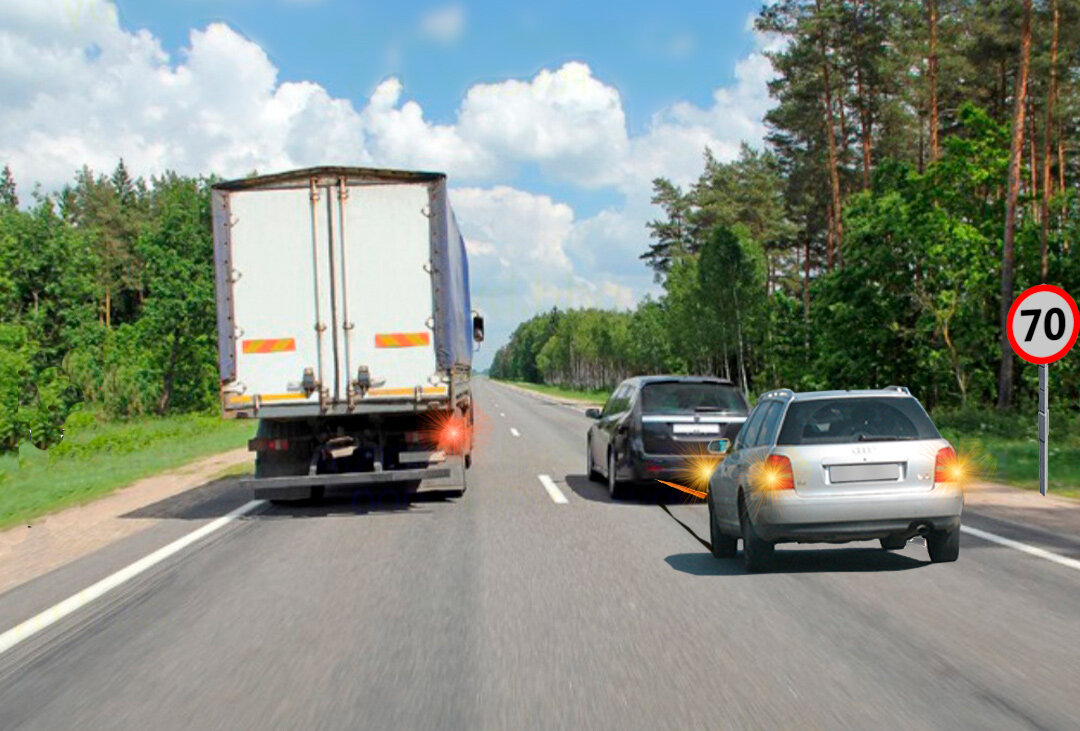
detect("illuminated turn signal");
top-left (762, 454), bottom-right (794, 491)
top-left (934, 446), bottom-right (960, 484)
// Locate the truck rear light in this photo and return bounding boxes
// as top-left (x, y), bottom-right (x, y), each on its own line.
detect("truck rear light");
top-left (248, 438), bottom-right (290, 452)
top-left (441, 420), bottom-right (469, 454)
top-left (762, 454), bottom-right (794, 491)
top-left (934, 446), bottom-right (959, 484)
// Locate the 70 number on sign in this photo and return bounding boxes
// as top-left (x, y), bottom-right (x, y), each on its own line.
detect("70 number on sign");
top-left (1006, 284), bottom-right (1080, 495)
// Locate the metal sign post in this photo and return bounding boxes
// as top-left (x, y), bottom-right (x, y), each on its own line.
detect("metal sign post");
top-left (1038, 364), bottom-right (1048, 495)
top-left (1006, 284), bottom-right (1079, 495)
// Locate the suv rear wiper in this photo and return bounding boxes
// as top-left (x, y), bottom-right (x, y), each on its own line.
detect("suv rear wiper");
top-left (856, 434), bottom-right (918, 442)
top-left (693, 406), bottom-right (733, 413)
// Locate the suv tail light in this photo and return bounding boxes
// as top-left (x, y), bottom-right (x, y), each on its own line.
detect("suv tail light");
top-left (764, 454), bottom-right (794, 490)
top-left (934, 446), bottom-right (958, 484)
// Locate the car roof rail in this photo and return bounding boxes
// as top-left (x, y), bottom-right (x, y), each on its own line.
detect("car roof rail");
top-left (883, 385), bottom-right (910, 394)
top-left (760, 388), bottom-right (795, 401)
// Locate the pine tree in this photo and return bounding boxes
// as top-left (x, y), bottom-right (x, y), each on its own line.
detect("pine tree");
top-left (0, 165), bottom-right (17, 209)
top-left (998, 0), bottom-right (1033, 410)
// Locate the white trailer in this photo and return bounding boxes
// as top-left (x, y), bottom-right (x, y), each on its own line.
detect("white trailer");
top-left (212, 167), bottom-right (482, 501)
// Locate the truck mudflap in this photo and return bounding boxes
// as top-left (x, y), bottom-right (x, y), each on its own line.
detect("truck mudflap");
top-left (244, 462), bottom-right (465, 501)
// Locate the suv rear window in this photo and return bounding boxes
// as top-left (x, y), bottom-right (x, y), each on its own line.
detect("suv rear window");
top-left (775, 397), bottom-right (940, 445)
top-left (640, 382), bottom-right (747, 415)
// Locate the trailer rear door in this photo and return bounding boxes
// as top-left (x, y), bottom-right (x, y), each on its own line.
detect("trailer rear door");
top-left (227, 184), bottom-right (331, 408)
top-left (336, 180), bottom-right (440, 401)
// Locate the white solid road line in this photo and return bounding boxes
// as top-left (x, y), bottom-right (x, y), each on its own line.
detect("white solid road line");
top-left (961, 525), bottom-right (1080, 572)
top-left (510, 427), bottom-right (521, 437)
top-left (538, 475), bottom-right (569, 504)
top-left (0, 499), bottom-right (266, 658)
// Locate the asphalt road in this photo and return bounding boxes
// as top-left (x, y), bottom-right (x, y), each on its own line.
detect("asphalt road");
top-left (2, 379), bottom-right (1080, 729)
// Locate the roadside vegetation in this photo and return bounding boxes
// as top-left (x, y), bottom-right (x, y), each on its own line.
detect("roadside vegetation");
top-left (0, 163), bottom-right (236, 521)
top-left (0, 163), bottom-right (220, 453)
top-left (0, 413), bottom-right (254, 530)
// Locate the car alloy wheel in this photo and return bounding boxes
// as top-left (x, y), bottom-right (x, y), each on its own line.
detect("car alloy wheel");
top-left (608, 451), bottom-right (630, 500)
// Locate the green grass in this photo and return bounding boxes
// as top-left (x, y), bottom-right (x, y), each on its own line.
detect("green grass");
top-left (937, 432), bottom-right (1080, 499)
top-left (499, 380), bottom-right (610, 404)
top-left (934, 408), bottom-right (1080, 498)
top-left (0, 414), bottom-right (256, 530)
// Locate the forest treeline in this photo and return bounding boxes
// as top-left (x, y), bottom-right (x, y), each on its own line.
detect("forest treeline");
top-left (492, 0), bottom-right (1080, 412)
top-left (0, 162), bottom-right (218, 452)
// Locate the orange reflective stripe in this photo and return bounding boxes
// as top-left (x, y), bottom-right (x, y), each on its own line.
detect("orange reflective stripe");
top-left (368, 387), bottom-right (416, 396)
top-left (374, 332), bottom-right (431, 348)
top-left (242, 338), bottom-right (296, 354)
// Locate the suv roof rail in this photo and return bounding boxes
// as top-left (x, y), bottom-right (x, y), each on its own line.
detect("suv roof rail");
top-left (883, 385), bottom-right (910, 394)
top-left (760, 388), bottom-right (795, 400)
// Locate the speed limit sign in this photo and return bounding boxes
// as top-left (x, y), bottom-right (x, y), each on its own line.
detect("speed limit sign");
top-left (1006, 284), bottom-right (1079, 364)
top-left (1006, 284), bottom-right (1078, 495)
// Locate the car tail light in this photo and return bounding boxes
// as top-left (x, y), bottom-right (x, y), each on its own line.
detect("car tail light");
top-left (935, 446), bottom-right (958, 484)
top-left (764, 454), bottom-right (794, 490)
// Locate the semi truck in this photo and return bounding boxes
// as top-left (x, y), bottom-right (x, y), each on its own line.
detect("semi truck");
top-left (211, 167), bottom-right (481, 501)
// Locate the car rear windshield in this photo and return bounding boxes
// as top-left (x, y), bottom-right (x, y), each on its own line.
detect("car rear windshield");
top-left (640, 382), bottom-right (748, 415)
top-left (775, 396), bottom-right (940, 445)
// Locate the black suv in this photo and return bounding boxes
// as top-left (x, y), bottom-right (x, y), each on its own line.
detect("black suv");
top-left (586, 376), bottom-right (749, 499)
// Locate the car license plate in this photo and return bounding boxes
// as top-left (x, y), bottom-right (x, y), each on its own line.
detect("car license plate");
top-left (673, 423), bottom-right (720, 435)
top-left (829, 463), bottom-right (901, 483)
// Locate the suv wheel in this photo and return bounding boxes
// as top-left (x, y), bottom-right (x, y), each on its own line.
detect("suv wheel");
top-left (587, 440), bottom-right (602, 482)
top-left (608, 451), bottom-right (632, 501)
top-left (709, 495), bottom-right (737, 558)
top-left (740, 497), bottom-right (774, 572)
top-left (927, 526), bottom-right (960, 563)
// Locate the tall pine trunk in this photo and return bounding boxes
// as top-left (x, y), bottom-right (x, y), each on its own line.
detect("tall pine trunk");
top-left (927, 0), bottom-right (940, 162)
top-left (816, 0), bottom-right (843, 267)
top-left (856, 63), bottom-right (873, 188)
top-left (1041, 0), bottom-right (1059, 282)
top-left (998, 0), bottom-right (1032, 410)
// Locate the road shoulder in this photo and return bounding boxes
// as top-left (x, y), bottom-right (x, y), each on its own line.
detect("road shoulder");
top-left (491, 380), bottom-right (602, 413)
top-left (0, 449), bottom-right (253, 595)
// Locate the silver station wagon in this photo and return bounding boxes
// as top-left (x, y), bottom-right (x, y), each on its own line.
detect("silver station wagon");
top-left (707, 387), bottom-right (963, 571)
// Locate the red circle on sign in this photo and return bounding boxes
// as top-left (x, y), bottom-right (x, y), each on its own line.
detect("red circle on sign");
top-left (1006, 284), bottom-right (1080, 364)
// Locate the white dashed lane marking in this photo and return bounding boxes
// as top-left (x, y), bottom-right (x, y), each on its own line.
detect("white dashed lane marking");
top-left (538, 475), bottom-right (569, 504)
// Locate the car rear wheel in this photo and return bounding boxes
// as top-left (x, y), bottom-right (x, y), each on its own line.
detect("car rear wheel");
top-left (587, 439), bottom-right (602, 482)
top-left (740, 497), bottom-right (774, 572)
top-left (608, 451), bottom-right (632, 501)
top-left (709, 496), bottom-right (737, 558)
top-left (927, 526), bottom-right (960, 563)
top-left (880, 535), bottom-right (908, 551)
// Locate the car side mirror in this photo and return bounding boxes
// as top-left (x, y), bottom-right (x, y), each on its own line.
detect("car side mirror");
top-left (707, 438), bottom-right (730, 454)
top-left (472, 314), bottom-right (485, 343)
top-left (585, 408), bottom-right (602, 419)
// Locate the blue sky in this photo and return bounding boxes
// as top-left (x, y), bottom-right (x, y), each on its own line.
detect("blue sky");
top-left (0, 0), bottom-right (778, 366)
top-left (114, 1), bottom-right (764, 128)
